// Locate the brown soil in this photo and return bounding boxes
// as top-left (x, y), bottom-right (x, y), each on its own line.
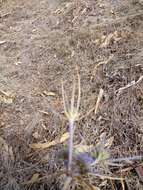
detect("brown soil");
top-left (0, 0), bottom-right (143, 189)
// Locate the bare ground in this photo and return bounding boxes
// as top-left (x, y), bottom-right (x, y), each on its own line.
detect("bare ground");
top-left (0, 0), bottom-right (143, 189)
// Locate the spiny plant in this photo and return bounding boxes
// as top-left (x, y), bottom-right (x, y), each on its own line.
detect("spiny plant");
top-left (61, 72), bottom-right (143, 190)
top-left (61, 72), bottom-right (112, 189)
top-left (62, 72), bottom-right (81, 173)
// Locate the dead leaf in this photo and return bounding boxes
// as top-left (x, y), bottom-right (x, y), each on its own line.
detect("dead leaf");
top-left (32, 131), bottom-right (40, 139)
top-left (60, 132), bottom-right (69, 142)
top-left (54, 8), bottom-right (62, 14)
top-left (42, 91), bottom-right (56, 96)
top-left (91, 185), bottom-right (100, 190)
top-left (14, 61), bottom-right (22, 65)
top-left (100, 33), bottom-right (114, 48)
top-left (0, 40), bottom-right (6, 45)
top-left (0, 95), bottom-right (14, 104)
top-left (74, 144), bottom-right (93, 154)
top-left (30, 132), bottom-right (69, 149)
top-left (99, 3), bottom-right (104, 8)
top-left (22, 173), bottom-right (40, 185)
top-left (110, 9), bottom-right (115, 15)
top-left (33, 89), bottom-right (56, 97)
top-left (0, 90), bottom-right (15, 104)
top-left (105, 137), bottom-right (114, 148)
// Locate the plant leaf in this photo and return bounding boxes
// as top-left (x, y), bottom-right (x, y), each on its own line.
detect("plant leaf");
top-left (30, 132), bottom-right (69, 149)
top-left (42, 91), bottom-right (56, 96)
top-left (74, 144), bottom-right (93, 154)
top-left (22, 173), bottom-right (40, 185)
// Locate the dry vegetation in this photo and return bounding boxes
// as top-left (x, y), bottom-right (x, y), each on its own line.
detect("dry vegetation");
top-left (0, 0), bottom-right (143, 189)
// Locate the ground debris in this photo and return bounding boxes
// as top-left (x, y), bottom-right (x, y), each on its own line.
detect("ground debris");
top-left (0, 0), bottom-right (143, 189)
top-left (30, 132), bottom-right (69, 149)
top-left (135, 165), bottom-right (143, 182)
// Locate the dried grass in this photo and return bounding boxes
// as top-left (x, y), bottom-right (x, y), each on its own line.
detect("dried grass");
top-left (0, 0), bottom-right (143, 189)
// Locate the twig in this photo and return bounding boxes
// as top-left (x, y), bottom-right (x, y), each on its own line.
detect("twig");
top-left (115, 75), bottom-right (143, 95)
top-left (121, 177), bottom-right (125, 190)
top-left (107, 162), bottom-right (123, 167)
top-left (79, 88), bottom-right (104, 120)
top-left (94, 88), bottom-right (104, 114)
top-left (88, 173), bottom-right (124, 181)
top-left (110, 155), bottom-right (143, 163)
top-left (0, 89), bottom-right (10, 96)
top-left (90, 55), bottom-right (114, 81)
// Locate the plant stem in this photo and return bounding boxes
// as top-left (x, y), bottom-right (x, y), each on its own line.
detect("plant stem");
top-left (68, 120), bottom-right (75, 173)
